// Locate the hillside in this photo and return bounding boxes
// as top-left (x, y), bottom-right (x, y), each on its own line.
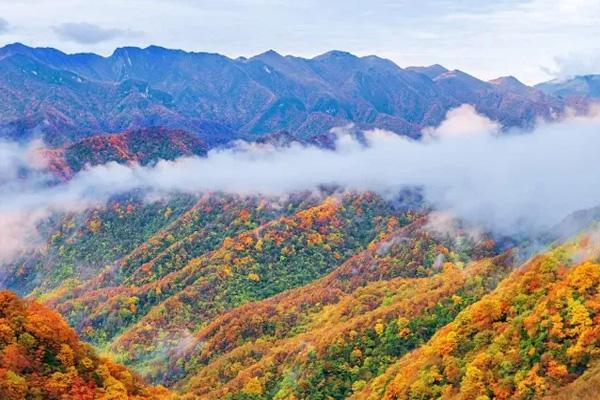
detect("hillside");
top-left (40, 127), bottom-right (208, 179)
top-left (4, 183), bottom-right (600, 399)
top-left (45, 193), bottom-right (412, 352)
top-left (0, 44), bottom-right (578, 146)
top-left (2, 179), bottom-right (517, 397)
top-left (0, 290), bottom-right (172, 399)
top-left (536, 75), bottom-right (600, 98)
top-left (352, 232), bottom-right (600, 400)
top-left (169, 222), bottom-right (506, 399)
top-left (1, 188), bottom-right (428, 375)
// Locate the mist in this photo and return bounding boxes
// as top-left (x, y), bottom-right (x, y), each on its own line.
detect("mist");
top-left (2, 104), bottom-right (600, 261)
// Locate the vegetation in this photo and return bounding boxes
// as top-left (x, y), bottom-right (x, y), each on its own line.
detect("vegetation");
top-left (0, 291), bottom-right (172, 399)
top-left (4, 184), bottom-right (600, 400)
top-left (355, 234), bottom-right (600, 400)
top-left (178, 241), bottom-right (509, 399)
top-left (53, 193), bottom-right (412, 374)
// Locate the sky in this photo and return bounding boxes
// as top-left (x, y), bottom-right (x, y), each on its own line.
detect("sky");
top-left (0, 0), bottom-right (599, 84)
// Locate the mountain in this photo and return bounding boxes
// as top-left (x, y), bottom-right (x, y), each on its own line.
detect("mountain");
top-left (358, 232), bottom-right (600, 400)
top-left (42, 127), bottom-right (208, 178)
top-left (406, 64), bottom-right (449, 80)
top-left (433, 71), bottom-right (564, 128)
top-left (536, 75), bottom-right (600, 98)
top-left (168, 223), bottom-right (506, 398)
top-left (3, 43), bottom-right (600, 400)
top-left (1, 186), bottom-right (506, 396)
top-left (0, 43), bottom-right (579, 147)
top-left (42, 193), bottom-right (411, 350)
top-left (4, 171), bottom-right (600, 399)
top-left (0, 290), bottom-right (172, 399)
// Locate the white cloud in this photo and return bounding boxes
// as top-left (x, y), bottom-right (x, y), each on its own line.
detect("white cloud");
top-left (0, 17), bottom-right (9, 34)
top-left (422, 104), bottom-right (500, 139)
top-left (544, 52), bottom-right (600, 80)
top-left (53, 22), bottom-right (143, 44)
top-left (2, 105), bottom-right (600, 261)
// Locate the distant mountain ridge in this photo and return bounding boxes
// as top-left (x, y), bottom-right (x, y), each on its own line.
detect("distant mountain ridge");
top-left (0, 43), bottom-right (582, 147)
top-left (536, 74), bottom-right (600, 98)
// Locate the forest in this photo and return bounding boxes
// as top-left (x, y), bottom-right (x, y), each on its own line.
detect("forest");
top-left (3, 186), bottom-right (600, 399)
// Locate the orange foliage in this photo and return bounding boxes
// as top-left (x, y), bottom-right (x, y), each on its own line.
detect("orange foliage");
top-left (0, 291), bottom-right (171, 400)
top-left (376, 247), bottom-right (600, 400)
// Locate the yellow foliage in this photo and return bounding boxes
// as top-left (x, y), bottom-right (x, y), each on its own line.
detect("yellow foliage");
top-left (0, 370), bottom-right (27, 400)
top-left (242, 377), bottom-right (263, 395)
top-left (88, 218), bottom-right (102, 233)
top-left (567, 297), bottom-right (592, 335)
top-left (222, 265), bottom-right (233, 278)
top-left (374, 320), bottom-right (385, 336)
top-left (57, 344), bottom-right (75, 367)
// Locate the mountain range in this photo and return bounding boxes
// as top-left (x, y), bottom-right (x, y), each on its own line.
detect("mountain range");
top-left (0, 43), bottom-right (592, 147)
top-left (2, 43), bottom-right (600, 400)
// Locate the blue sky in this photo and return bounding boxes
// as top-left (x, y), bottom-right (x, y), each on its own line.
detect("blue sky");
top-left (0, 0), bottom-right (598, 84)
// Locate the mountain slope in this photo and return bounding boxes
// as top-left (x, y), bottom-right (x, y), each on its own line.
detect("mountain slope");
top-left (2, 189), bottom-right (422, 388)
top-left (46, 127), bottom-right (208, 177)
top-left (537, 75), bottom-right (600, 98)
top-left (352, 232), bottom-right (600, 400)
top-left (0, 290), bottom-right (172, 399)
top-left (167, 221), bottom-right (505, 399)
top-left (48, 194), bottom-right (409, 352)
top-left (0, 43), bottom-right (577, 146)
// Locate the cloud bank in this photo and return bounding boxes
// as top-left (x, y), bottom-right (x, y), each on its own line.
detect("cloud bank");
top-left (2, 104), bottom-right (600, 261)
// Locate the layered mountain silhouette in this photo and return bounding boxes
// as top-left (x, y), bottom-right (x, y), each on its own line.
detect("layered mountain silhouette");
top-left (0, 43), bottom-right (579, 147)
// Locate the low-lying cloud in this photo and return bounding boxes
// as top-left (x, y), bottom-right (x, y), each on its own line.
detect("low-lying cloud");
top-left (2, 104), bottom-right (600, 261)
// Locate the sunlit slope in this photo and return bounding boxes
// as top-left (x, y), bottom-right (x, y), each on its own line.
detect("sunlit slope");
top-left (0, 291), bottom-right (173, 399)
top-left (23, 193), bottom-right (411, 382)
top-left (352, 233), bottom-right (600, 400)
top-left (153, 217), bottom-right (504, 398)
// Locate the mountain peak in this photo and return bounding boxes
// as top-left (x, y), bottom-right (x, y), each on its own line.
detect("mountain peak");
top-left (489, 75), bottom-right (526, 88)
top-left (406, 64), bottom-right (449, 79)
top-left (145, 44), bottom-right (172, 52)
top-left (251, 49), bottom-right (284, 62)
top-left (259, 49), bottom-right (282, 57)
top-left (0, 42), bottom-right (66, 57)
top-left (313, 50), bottom-right (358, 61)
top-left (2, 42), bottom-right (31, 51)
top-left (111, 46), bottom-right (143, 56)
top-left (434, 69), bottom-right (485, 85)
top-left (536, 73), bottom-right (600, 98)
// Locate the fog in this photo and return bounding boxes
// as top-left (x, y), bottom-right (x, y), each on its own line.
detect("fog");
top-left (2, 104), bottom-right (600, 261)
